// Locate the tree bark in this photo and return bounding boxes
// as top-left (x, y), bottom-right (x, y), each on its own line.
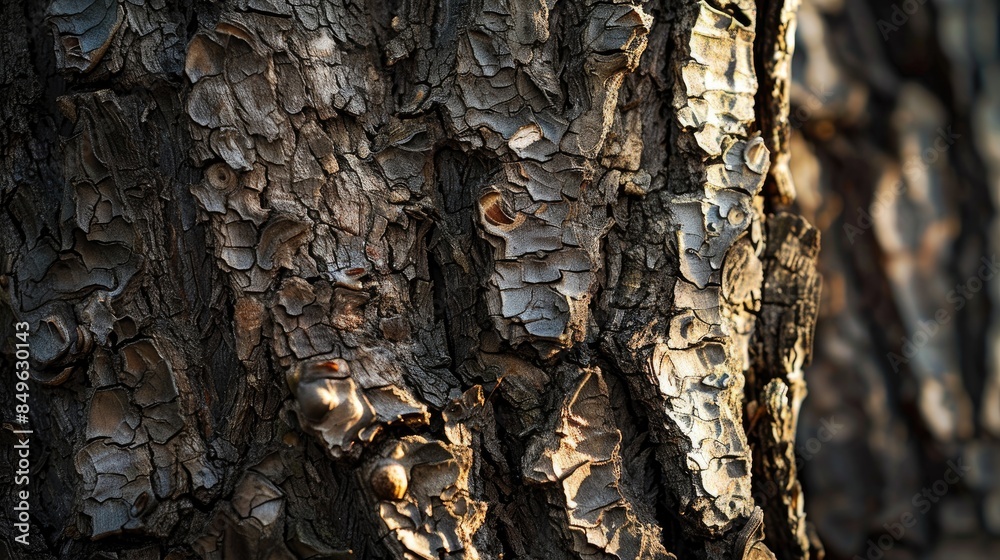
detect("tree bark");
top-left (0, 0), bottom-right (823, 559)
top-left (784, 0), bottom-right (1000, 558)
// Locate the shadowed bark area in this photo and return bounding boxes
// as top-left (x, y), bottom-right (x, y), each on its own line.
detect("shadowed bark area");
top-left (787, 0), bottom-right (1000, 558)
top-left (0, 0), bottom-right (823, 559)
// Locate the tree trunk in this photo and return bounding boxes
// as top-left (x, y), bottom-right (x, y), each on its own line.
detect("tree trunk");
top-left (0, 0), bottom-right (824, 559)
top-left (781, 0), bottom-right (1000, 558)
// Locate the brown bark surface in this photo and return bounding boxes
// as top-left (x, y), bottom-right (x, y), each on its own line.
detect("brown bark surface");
top-left (0, 0), bottom-right (840, 558)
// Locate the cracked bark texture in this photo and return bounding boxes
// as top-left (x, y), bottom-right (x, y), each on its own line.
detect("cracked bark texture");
top-left (0, 0), bottom-right (823, 559)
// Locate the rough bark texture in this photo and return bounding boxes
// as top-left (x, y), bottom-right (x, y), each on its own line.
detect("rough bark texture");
top-left (0, 0), bottom-right (826, 559)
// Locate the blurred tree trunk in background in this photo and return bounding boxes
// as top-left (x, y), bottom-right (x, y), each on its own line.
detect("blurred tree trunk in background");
top-left (792, 0), bottom-right (1000, 558)
top-left (18, 0), bottom-right (992, 558)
